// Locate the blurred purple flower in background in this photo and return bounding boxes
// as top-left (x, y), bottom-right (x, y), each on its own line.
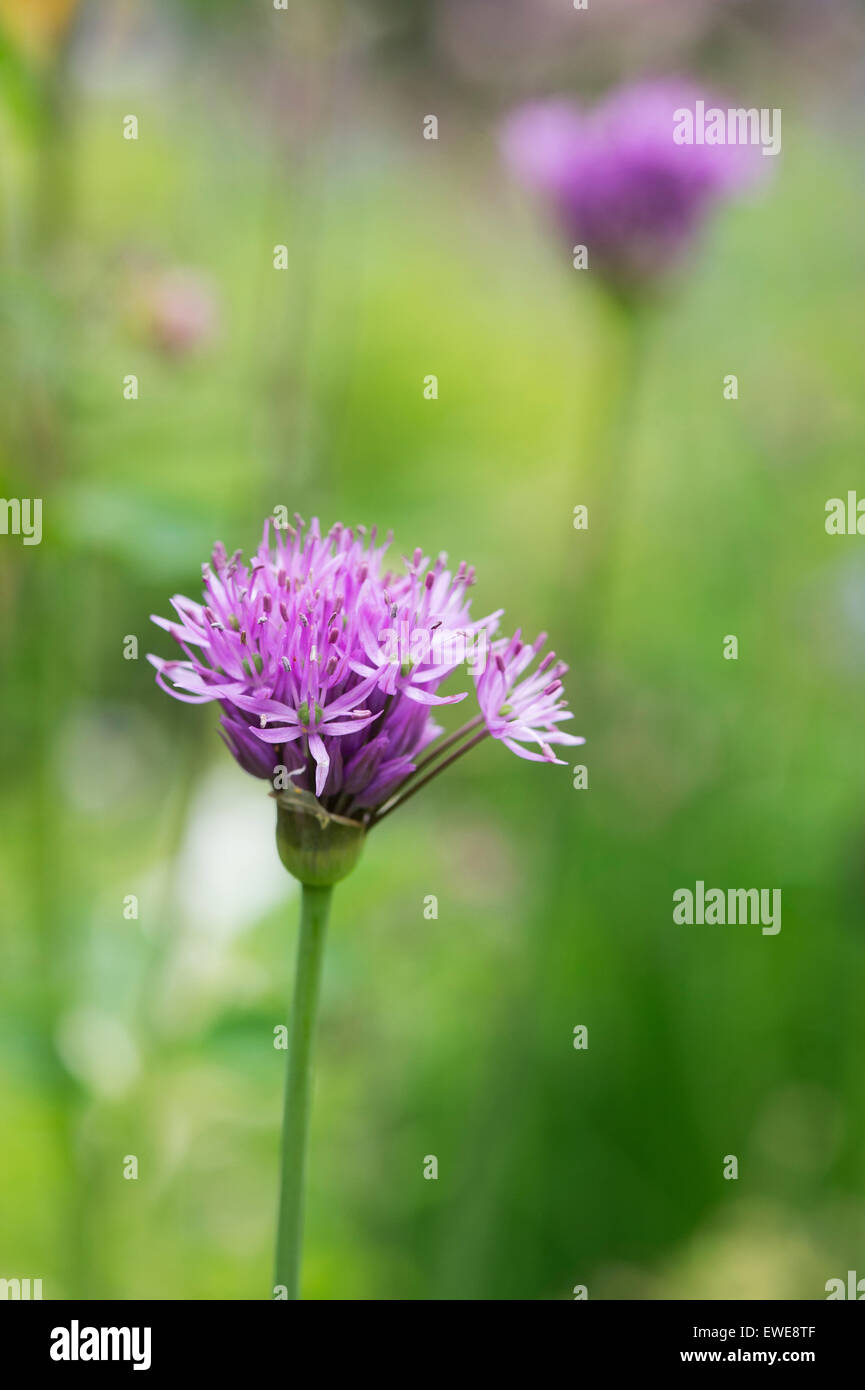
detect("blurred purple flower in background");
top-left (501, 80), bottom-right (762, 294)
top-left (137, 267), bottom-right (218, 356)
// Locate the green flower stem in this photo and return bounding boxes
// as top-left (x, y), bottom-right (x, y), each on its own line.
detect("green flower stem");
top-left (577, 296), bottom-right (649, 660)
top-left (402, 714), bottom-right (484, 779)
top-left (274, 882), bottom-right (333, 1299)
top-left (371, 728), bottom-right (490, 826)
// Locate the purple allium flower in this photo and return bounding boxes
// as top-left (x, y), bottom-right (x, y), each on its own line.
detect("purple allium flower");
top-left (148, 516), bottom-right (582, 826)
top-left (475, 630), bottom-right (583, 764)
top-left (501, 80), bottom-right (761, 293)
top-left (149, 515), bottom-right (584, 1296)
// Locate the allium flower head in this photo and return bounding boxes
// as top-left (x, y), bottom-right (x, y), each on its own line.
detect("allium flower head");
top-left (149, 516), bottom-right (582, 850)
top-left (501, 80), bottom-right (760, 293)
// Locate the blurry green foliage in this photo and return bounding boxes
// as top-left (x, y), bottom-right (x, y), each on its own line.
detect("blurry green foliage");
top-left (1, 0), bottom-right (864, 1301)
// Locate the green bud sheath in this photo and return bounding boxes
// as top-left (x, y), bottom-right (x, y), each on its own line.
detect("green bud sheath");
top-left (272, 789), bottom-right (366, 887)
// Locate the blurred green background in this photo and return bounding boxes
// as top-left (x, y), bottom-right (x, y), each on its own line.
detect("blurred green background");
top-left (2, 0), bottom-right (865, 1300)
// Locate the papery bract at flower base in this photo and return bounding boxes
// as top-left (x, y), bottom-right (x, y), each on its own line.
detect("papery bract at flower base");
top-left (272, 789), bottom-right (366, 888)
